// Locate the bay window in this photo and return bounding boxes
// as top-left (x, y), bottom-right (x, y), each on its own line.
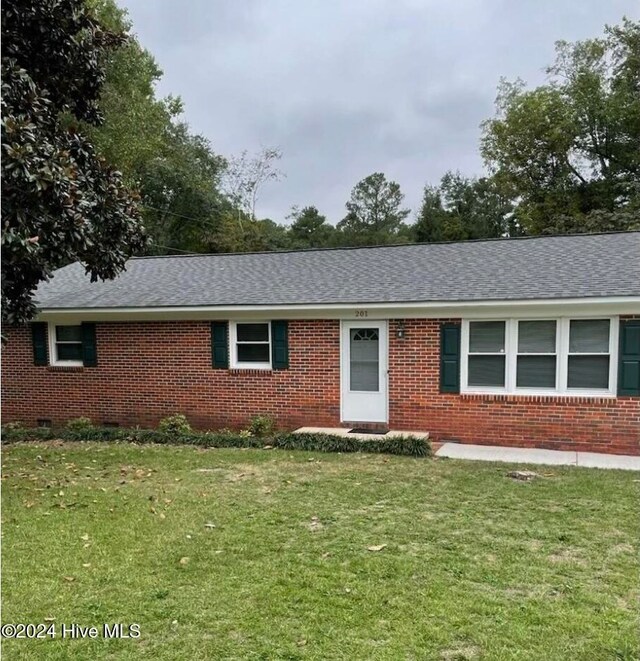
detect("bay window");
top-left (462, 318), bottom-right (617, 396)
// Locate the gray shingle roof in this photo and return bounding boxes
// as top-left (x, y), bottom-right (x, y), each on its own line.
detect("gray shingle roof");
top-left (35, 232), bottom-right (640, 309)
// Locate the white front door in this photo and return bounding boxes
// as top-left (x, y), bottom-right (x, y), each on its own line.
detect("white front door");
top-left (341, 320), bottom-right (388, 423)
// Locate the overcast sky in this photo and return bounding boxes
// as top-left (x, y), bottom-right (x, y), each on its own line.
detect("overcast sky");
top-left (119, 0), bottom-right (638, 224)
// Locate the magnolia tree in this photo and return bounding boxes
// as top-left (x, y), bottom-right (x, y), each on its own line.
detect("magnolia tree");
top-left (1, 0), bottom-right (147, 325)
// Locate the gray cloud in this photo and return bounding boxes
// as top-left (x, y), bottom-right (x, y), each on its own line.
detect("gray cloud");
top-left (119, 0), bottom-right (639, 223)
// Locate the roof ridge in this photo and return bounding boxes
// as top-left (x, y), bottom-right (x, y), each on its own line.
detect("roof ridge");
top-left (131, 230), bottom-right (640, 260)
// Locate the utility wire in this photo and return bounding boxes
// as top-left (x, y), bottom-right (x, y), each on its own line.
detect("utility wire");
top-left (146, 243), bottom-right (203, 256)
top-left (140, 203), bottom-right (228, 224)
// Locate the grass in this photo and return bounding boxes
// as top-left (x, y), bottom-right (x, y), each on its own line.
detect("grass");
top-left (2, 441), bottom-right (639, 660)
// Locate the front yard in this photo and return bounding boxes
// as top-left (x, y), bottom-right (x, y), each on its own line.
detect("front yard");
top-left (2, 442), bottom-right (638, 660)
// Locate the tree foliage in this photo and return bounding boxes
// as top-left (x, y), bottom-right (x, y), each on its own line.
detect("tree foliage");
top-left (1, 0), bottom-right (147, 324)
top-left (85, 0), bottom-right (229, 256)
top-left (482, 18), bottom-right (640, 234)
top-left (337, 173), bottom-right (411, 246)
top-left (414, 172), bottom-right (516, 242)
top-left (288, 206), bottom-right (337, 248)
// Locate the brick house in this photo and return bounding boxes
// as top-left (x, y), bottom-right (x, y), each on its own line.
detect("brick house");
top-left (3, 232), bottom-right (640, 455)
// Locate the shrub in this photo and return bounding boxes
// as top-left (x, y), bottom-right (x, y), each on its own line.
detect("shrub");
top-left (158, 414), bottom-right (192, 435)
top-left (65, 417), bottom-right (94, 433)
top-left (1, 421), bottom-right (26, 442)
top-left (247, 414), bottom-right (276, 438)
top-left (0, 424), bottom-right (432, 457)
top-left (2, 423), bottom-right (51, 443)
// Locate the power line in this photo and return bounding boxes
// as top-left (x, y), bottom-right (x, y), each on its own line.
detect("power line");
top-left (140, 203), bottom-right (226, 224)
top-left (148, 243), bottom-right (203, 255)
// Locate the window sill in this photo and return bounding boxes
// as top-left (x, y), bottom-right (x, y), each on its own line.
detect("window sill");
top-left (229, 368), bottom-right (274, 376)
top-left (459, 391), bottom-right (618, 404)
top-left (47, 364), bottom-right (84, 372)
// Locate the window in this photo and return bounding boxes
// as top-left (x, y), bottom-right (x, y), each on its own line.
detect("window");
top-left (516, 320), bottom-right (557, 388)
top-left (49, 324), bottom-right (83, 365)
top-left (468, 321), bottom-right (505, 387)
top-left (462, 318), bottom-right (617, 396)
top-left (349, 328), bottom-right (379, 391)
top-left (568, 320), bottom-right (610, 389)
top-left (231, 322), bottom-right (271, 369)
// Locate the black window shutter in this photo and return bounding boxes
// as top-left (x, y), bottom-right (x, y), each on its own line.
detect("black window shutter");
top-left (81, 322), bottom-right (98, 367)
top-left (211, 321), bottom-right (229, 368)
top-left (618, 319), bottom-right (640, 396)
top-left (440, 322), bottom-right (461, 393)
top-left (271, 320), bottom-right (289, 369)
top-left (31, 322), bottom-right (48, 366)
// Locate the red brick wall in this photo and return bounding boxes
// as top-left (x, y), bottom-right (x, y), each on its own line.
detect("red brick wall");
top-left (388, 319), bottom-right (640, 456)
top-left (2, 318), bottom-right (639, 455)
top-left (1, 320), bottom-right (340, 430)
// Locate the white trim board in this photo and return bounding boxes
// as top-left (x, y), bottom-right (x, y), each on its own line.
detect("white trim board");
top-left (37, 296), bottom-right (640, 323)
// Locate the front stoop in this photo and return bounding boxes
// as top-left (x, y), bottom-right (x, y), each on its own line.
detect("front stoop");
top-left (340, 422), bottom-right (389, 434)
top-left (294, 427), bottom-right (429, 442)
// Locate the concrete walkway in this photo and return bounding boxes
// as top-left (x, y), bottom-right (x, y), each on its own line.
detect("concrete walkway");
top-left (436, 442), bottom-right (640, 471)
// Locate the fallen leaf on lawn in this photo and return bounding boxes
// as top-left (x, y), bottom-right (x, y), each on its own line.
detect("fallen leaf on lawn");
top-left (308, 516), bottom-right (323, 532)
top-left (150, 507), bottom-right (156, 514)
top-left (80, 533), bottom-right (90, 541)
top-left (44, 617), bottom-right (55, 622)
top-left (179, 557), bottom-right (190, 565)
top-left (159, 513), bottom-right (166, 520)
top-left (82, 563), bottom-right (91, 568)
top-left (297, 639), bottom-right (307, 647)
top-left (204, 522), bottom-right (216, 529)
top-left (186, 534), bottom-right (192, 539)
top-left (58, 490), bottom-right (64, 496)
top-left (63, 576), bottom-right (75, 582)
top-left (83, 543), bottom-right (90, 549)
top-left (321, 552), bottom-right (331, 559)
top-left (367, 544), bottom-right (387, 552)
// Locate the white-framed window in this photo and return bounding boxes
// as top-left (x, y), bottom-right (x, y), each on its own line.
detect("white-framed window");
top-left (461, 317), bottom-right (618, 397)
top-left (230, 321), bottom-right (272, 369)
top-left (48, 323), bottom-right (83, 366)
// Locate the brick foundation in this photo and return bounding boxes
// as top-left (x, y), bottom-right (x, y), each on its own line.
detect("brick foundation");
top-left (2, 318), bottom-right (638, 455)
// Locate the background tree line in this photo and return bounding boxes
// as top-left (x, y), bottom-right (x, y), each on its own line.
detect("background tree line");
top-left (86, 4), bottom-right (640, 254)
top-left (2, 1), bottom-right (638, 325)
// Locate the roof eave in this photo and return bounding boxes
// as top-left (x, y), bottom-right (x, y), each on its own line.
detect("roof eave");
top-left (36, 296), bottom-right (640, 323)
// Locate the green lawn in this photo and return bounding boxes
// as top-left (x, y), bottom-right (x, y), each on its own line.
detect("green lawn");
top-left (2, 442), bottom-right (638, 660)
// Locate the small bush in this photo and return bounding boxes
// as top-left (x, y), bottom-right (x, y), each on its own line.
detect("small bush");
top-left (158, 414), bottom-right (192, 435)
top-left (247, 414), bottom-right (276, 438)
top-left (65, 417), bottom-right (94, 433)
top-left (2, 421), bottom-right (26, 442)
top-left (0, 423), bottom-right (431, 457)
top-left (2, 423), bottom-right (51, 443)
